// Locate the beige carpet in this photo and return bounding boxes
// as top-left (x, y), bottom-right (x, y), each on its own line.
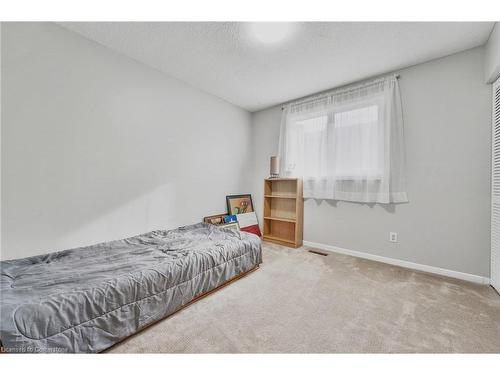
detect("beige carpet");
top-left (108, 242), bottom-right (500, 353)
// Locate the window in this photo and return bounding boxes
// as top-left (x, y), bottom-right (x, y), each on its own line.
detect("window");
top-left (286, 115), bottom-right (328, 178)
top-left (278, 76), bottom-right (407, 204)
top-left (333, 104), bottom-right (382, 179)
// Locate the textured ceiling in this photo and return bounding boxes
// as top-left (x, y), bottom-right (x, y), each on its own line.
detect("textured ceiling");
top-left (59, 22), bottom-right (494, 112)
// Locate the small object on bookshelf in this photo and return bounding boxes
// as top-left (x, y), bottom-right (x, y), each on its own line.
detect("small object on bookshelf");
top-left (262, 178), bottom-right (303, 248)
top-left (269, 156), bottom-right (280, 179)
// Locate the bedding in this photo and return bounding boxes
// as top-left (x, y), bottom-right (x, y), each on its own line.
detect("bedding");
top-left (0, 223), bottom-right (262, 353)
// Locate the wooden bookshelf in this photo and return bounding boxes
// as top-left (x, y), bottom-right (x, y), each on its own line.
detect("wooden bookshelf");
top-left (262, 178), bottom-right (303, 248)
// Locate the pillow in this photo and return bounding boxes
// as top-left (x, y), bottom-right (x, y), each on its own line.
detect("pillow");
top-left (236, 212), bottom-right (262, 237)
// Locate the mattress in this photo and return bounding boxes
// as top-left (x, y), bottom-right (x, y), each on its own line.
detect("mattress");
top-left (0, 223), bottom-right (262, 353)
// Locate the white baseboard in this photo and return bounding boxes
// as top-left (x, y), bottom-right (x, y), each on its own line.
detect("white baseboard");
top-left (303, 240), bottom-right (491, 285)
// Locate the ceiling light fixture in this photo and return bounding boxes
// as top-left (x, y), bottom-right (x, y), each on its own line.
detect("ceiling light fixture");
top-left (247, 22), bottom-right (295, 44)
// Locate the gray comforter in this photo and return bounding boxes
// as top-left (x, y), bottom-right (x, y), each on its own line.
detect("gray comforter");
top-left (0, 223), bottom-right (262, 353)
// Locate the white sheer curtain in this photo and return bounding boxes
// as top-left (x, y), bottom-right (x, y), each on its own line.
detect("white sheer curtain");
top-left (278, 75), bottom-right (408, 203)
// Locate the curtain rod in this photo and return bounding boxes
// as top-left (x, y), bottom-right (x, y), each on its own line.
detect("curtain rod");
top-left (281, 73), bottom-right (400, 110)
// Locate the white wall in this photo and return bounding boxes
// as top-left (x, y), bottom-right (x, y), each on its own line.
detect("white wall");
top-left (251, 47), bottom-right (491, 278)
top-left (485, 23), bottom-right (500, 83)
top-left (1, 22), bottom-right (252, 260)
top-left (0, 23), bottom-right (3, 256)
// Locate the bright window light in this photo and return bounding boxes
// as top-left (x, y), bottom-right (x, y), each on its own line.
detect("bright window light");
top-left (247, 22), bottom-right (295, 44)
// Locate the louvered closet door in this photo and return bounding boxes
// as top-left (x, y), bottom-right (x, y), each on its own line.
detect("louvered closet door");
top-left (492, 76), bottom-right (500, 293)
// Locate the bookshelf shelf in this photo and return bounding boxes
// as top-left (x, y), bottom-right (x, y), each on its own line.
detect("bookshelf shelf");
top-left (262, 178), bottom-right (303, 248)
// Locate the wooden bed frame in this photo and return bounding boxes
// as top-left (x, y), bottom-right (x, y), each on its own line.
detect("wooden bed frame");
top-left (102, 265), bottom-right (260, 353)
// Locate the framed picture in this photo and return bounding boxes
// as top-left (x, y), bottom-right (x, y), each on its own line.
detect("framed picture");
top-left (236, 212), bottom-right (261, 237)
top-left (203, 213), bottom-right (227, 226)
top-left (218, 222), bottom-right (240, 231)
top-left (226, 194), bottom-right (255, 215)
top-left (224, 215), bottom-right (238, 224)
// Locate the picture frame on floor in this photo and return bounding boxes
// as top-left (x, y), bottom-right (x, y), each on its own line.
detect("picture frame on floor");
top-left (218, 222), bottom-right (240, 231)
top-left (203, 213), bottom-right (227, 225)
top-left (226, 194), bottom-right (255, 215)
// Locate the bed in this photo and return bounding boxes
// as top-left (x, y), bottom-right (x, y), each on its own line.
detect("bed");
top-left (0, 223), bottom-right (262, 353)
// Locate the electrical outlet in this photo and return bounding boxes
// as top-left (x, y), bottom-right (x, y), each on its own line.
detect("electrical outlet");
top-left (389, 232), bottom-right (398, 243)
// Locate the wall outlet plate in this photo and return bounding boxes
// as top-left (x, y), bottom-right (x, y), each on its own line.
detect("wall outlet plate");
top-left (389, 232), bottom-right (398, 243)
